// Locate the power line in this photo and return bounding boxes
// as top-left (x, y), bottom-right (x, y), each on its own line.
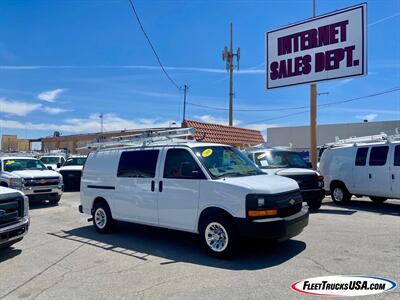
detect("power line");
top-left (248, 87), bottom-right (400, 124)
top-left (187, 87), bottom-right (400, 113)
top-left (127, 0), bottom-right (180, 90)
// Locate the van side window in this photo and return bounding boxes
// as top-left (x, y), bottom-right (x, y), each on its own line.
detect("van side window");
top-left (117, 150), bottom-right (159, 178)
top-left (164, 149), bottom-right (206, 179)
top-left (394, 145), bottom-right (400, 166)
top-left (369, 146), bottom-right (389, 166)
top-left (355, 147), bottom-right (368, 166)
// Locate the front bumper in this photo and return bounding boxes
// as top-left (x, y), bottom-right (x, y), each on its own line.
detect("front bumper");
top-left (0, 216), bottom-right (29, 245)
top-left (300, 188), bottom-right (325, 201)
top-left (19, 185), bottom-right (64, 196)
top-left (235, 206), bottom-right (309, 240)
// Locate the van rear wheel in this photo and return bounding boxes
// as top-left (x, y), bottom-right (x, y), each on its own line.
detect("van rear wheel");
top-left (331, 184), bottom-right (351, 204)
top-left (199, 215), bottom-right (239, 259)
top-left (369, 196), bottom-right (387, 204)
top-left (93, 202), bottom-right (115, 233)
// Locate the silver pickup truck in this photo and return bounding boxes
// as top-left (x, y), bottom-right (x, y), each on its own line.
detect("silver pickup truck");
top-left (0, 186), bottom-right (29, 249)
top-left (0, 156), bottom-right (63, 204)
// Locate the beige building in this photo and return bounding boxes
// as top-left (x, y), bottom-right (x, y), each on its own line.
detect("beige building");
top-left (1, 135), bottom-right (32, 152)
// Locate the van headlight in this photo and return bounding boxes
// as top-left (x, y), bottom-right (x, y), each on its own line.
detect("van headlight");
top-left (9, 178), bottom-right (24, 189)
top-left (59, 176), bottom-right (63, 184)
top-left (23, 195), bottom-right (29, 217)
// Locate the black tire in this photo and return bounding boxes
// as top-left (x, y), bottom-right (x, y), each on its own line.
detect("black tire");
top-left (369, 196), bottom-right (387, 204)
top-left (49, 195), bottom-right (61, 205)
top-left (92, 201), bottom-right (115, 233)
top-left (199, 213), bottom-right (239, 258)
top-left (306, 198), bottom-right (323, 210)
top-left (331, 183), bottom-right (351, 204)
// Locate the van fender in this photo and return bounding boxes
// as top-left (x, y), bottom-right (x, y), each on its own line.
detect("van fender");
top-left (195, 204), bottom-right (238, 233)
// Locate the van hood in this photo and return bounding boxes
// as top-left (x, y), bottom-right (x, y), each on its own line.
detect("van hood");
top-left (219, 174), bottom-right (299, 194)
top-left (9, 170), bottom-right (61, 179)
top-left (263, 168), bottom-right (318, 176)
top-left (59, 165), bottom-right (83, 171)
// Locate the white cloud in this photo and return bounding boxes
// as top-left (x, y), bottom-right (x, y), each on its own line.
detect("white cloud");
top-left (193, 114), bottom-right (241, 126)
top-left (37, 88), bottom-right (65, 102)
top-left (0, 114), bottom-right (178, 133)
top-left (0, 98), bottom-right (41, 116)
top-left (356, 114), bottom-right (378, 122)
top-left (0, 64), bottom-right (264, 75)
top-left (369, 12), bottom-right (400, 27)
top-left (41, 107), bottom-right (70, 115)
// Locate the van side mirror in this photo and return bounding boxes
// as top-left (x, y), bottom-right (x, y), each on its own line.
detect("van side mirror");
top-left (56, 163), bottom-right (61, 168)
top-left (47, 166), bottom-right (53, 170)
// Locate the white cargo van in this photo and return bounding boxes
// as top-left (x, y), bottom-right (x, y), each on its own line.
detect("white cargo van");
top-left (79, 129), bottom-right (309, 258)
top-left (319, 134), bottom-right (400, 204)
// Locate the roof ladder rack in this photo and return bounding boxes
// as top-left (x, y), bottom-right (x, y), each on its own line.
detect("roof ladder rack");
top-left (80, 127), bottom-right (196, 150)
top-left (325, 131), bottom-right (400, 147)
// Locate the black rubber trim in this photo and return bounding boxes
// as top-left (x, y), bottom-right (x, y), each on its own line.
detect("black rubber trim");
top-left (87, 185), bottom-right (115, 190)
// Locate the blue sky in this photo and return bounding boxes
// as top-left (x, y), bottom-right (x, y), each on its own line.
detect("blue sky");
top-left (0, 0), bottom-right (399, 141)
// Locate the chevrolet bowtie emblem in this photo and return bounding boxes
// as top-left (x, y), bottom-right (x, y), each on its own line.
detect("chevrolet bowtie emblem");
top-left (0, 209), bottom-right (6, 217)
top-left (289, 199), bottom-right (296, 205)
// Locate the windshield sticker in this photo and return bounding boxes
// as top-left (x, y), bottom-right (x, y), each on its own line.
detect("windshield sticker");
top-left (5, 160), bottom-right (15, 165)
top-left (260, 160), bottom-right (269, 167)
top-left (257, 153), bottom-right (267, 159)
top-left (202, 149), bottom-right (213, 157)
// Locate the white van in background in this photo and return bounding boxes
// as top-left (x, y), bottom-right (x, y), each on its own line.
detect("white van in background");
top-left (319, 133), bottom-right (400, 204)
top-left (79, 129), bottom-right (309, 258)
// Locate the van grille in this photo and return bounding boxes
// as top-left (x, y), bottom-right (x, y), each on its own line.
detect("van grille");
top-left (283, 174), bottom-right (318, 190)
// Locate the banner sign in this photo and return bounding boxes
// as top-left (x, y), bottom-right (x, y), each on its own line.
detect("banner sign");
top-left (266, 3), bottom-right (367, 89)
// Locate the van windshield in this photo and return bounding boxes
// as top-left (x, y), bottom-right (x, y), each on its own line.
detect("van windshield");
top-left (193, 146), bottom-right (263, 178)
top-left (64, 157), bottom-right (86, 166)
top-left (254, 151), bottom-right (309, 169)
top-left (4, 159), bottom-right (47, 172)
top-left (40, 157), bottom-right (60, 164)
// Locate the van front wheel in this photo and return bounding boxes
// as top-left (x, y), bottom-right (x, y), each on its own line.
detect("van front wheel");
top-left (331, 184), bottom-right (351, 204)
top-left (93, 202), bottom-right (115, 233)
top-left (199, 215), bottom-right (238, 258)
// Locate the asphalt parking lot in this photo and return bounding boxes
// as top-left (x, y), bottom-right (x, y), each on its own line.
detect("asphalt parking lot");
top-left (0, 192), bottom-right (399, 299)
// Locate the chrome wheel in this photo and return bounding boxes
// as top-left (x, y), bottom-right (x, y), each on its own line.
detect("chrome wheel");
top-left (94, 208), bottom-right (107, 229)
top-left (333, 187), bottom-right (344, 202)
top-left (205, 222), bottom-right (228, 252)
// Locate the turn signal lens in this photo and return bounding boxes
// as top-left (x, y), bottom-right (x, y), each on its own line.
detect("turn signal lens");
top-left (248, 209), bottom-right (278, 217)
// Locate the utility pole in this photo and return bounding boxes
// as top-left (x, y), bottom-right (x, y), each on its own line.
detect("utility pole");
top-left (222, 23), bottom-right (240, 126)
top-left (99, 113), bottom-right (104, 133)
top-left (310, 0), bottom-right (317, 170)
top-left (182, 84), bottom-right (189, 122)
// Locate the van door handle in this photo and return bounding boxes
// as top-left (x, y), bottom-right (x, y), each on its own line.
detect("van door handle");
top-left (159, 181), bottom-right (163, 192)
top-left (369, 174), bottom-right (372, 179)
top-left (151, 180), bottom-right (155, 192)
top-left (392, 174), bottom-right (395, 180)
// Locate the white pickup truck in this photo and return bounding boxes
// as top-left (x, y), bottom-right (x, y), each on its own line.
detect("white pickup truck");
top-left (0, 156), bottom-right (63, 204)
